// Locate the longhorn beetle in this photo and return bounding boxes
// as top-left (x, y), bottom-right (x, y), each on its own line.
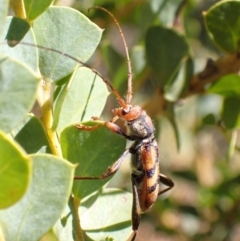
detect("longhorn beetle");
top-left (73, 6), bottom-right (175, 241)
top-left (5, 6), bottom-right (174, 241)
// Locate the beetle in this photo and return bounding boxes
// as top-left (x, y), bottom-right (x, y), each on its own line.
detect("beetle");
top-left (73, 6), bottom-right (175, 241)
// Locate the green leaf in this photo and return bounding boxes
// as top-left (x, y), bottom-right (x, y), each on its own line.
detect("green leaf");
top-left (205, 0), bottom-right (240, 53)
top-left (0, 0), bottom-right (8, 36)
top-left (14, 115), bottom-right (51, 154)
top-left (60, 124), bottom-right (126, 199)
top-left (33, 6), bottom-right (103, 82)
top-left (221, 96), bottom-right (240, 129)
top-left (24, 0), bottom-right (54, 20)
top-left (0, 17), bottom-right (38, 72)
top-left (0, 130), bottom-right (31, 209)
top-left (53, 67), bottom-right (109, 133)
top-left (0, 55), bottom-right (40, 132)
top-left (0, 154), bottom-right (75, 241)
top-left (5, 17), bottom-right (31, 45)
top-left (208, 74), bottom-right (240, 97)
top-left (81, 188), bottom-right (132, 241)
top-left (53, 189), bottom-right (132, 241)
top-left (145, 26), bottom-right (189, 88)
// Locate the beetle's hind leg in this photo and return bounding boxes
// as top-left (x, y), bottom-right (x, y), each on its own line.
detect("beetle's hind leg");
top-left (158, 173), bottom-right (174, 195)
top-left (129, 174), bottom-right (141, 241)
top-left (128, 173), bottom-right (174, 241)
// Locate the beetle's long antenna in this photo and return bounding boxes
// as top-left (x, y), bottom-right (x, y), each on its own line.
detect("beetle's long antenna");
top-left (4, 40), bottom-right (127, 108)
top-left (89, 6), bottom-right (133, 104)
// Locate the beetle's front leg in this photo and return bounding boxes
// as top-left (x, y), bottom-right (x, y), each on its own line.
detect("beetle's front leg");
top-left (76, 118), bottom-right (134, 141)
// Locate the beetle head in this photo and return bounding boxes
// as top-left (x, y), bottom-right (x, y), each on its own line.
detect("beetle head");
top-left (112, 105), bottom-right (143, 121)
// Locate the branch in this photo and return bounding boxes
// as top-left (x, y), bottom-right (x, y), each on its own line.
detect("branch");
top-left (143, 53), bottom-right (240, 118)
top-left (184, 53), bottom-right (240, 97)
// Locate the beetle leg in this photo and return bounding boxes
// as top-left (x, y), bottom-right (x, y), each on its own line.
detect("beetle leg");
top-left (158, 173), bottom-right (174, 195)
top-left (130, 174), bottom-right (141, 241)
top-left (75, 122), bottom-right (104, 131)
top-left (74, 148), bottom-right (130, 180)
top-left (76, 121), bottom-right (135, 141)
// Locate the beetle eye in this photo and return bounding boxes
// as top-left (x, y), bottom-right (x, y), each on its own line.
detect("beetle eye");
top-left (122, 107), bottom-right (131, 115)
top-left (122, 109), bottom-right (128, 115)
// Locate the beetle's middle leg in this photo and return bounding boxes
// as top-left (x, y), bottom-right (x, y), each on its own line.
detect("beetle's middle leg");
top-left (74, 148), bottom-right (130, 180)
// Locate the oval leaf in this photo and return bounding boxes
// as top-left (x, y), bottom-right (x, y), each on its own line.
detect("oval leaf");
top-left (0, 130), bottom-right (31, 209)
top-left (0, 154), bottom-right (75, 241)
top-left (53, 67), bottom-right (109, 133)
top-left (145, 26), bottom-right (189, 88)
top-left (6, 17), bottom-right (31, 44)
top-left (33, 6), bottom-right (103, 82)
top-left (0, 55), bottom-right (40, 132)
top-left (81, 188), bottom-right (132, 241)
top-left (53, 189), bottom-right (132, 241)
top-left (205, 1), bottom-right (240, 53)
top-left (14, 115), bottom-right (51, 154)
top-left (60, 124), bottom-right (127, 199)
top-left (0, 17), bottom-right (38, 72)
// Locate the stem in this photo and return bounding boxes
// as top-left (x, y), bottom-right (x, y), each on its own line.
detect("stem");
top-left (69, 196), bottom-right (85, 241)
top-left (9, 0), bottom-right (26, 19)
top-left (38, 79), bottom-right (62, 156)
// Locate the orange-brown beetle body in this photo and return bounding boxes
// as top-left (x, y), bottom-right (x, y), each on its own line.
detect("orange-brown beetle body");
top-left (76, 103), bottom-right (174, 240)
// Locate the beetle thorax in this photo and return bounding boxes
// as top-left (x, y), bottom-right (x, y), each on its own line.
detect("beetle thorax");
top-left (127, 111), bottom-right (155, 138)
